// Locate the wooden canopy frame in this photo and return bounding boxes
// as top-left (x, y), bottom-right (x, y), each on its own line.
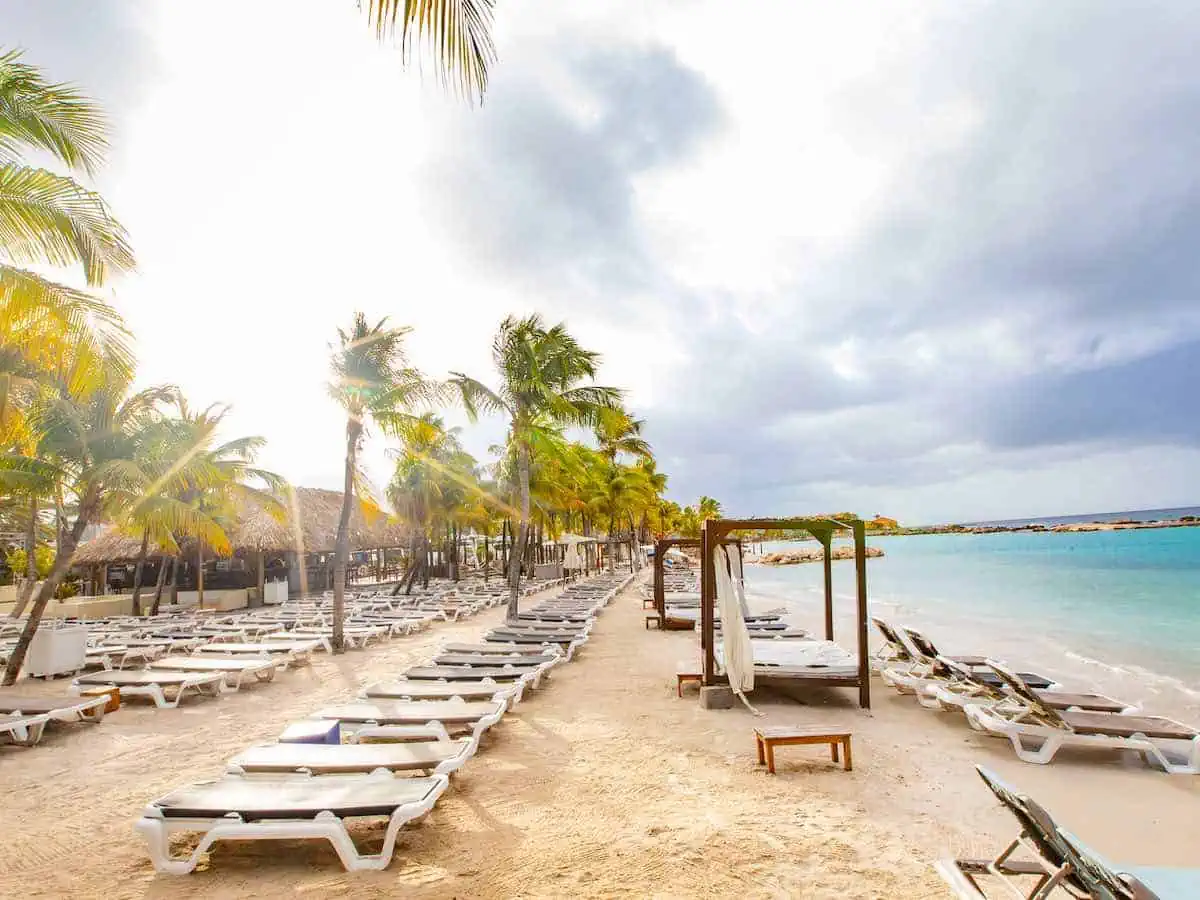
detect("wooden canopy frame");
top-left (699, 516), bottom-right (871, 709)
top-left (652, 537), bottom-right (739, 626)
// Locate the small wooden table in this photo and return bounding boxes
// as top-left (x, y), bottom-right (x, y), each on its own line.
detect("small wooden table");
top-left (754, 726), bottom-right (852, 774)
top-left (676, 668), bottom-right (702, 697)
top-left (645, 615), bottom-right (662, 630)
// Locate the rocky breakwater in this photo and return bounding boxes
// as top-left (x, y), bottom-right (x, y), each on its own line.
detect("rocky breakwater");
top-left (754, 546), bottom-right (885, 565)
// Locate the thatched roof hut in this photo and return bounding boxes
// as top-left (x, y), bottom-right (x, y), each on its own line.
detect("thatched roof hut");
top-left (73, 487), bottom-right (412, 565)
top-left (71, 529), bottom-right (168, 565)
top-left (232, 487), bottom-right (410, 554)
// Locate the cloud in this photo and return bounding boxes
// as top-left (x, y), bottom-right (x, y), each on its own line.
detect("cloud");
top-left (9, 0), bottom-right (1200, 523)
top-left (422, 41), bottom-right (723, 300)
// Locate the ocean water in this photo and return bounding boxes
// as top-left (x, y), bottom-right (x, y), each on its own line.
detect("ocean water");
top-left (747, 526), bottom-right (1200, 720)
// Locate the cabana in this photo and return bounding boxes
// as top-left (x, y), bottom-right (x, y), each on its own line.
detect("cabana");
top-left (699, 516), bottom-right (871, 709)
top-left (651, 537), bottom-right (738, 629)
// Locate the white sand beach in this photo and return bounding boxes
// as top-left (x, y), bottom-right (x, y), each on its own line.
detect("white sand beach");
top-left (3, 579), bottom-right (1196, 898)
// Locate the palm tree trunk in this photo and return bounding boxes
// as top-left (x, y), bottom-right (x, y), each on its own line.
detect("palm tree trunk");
top-left (196, 542), bottom-right (205, 609)
top-left (9, 494), bottom-right (38, 619)
top-left (607, 514), bottom-right (616, 573)
top-left (2, 501), bottom-right (94, 686)
top-left (507, 444), bottom-right (531, 622)
top-left (150, 554), bottom-right (169, 615)
top-left (130, 528), bottom-right (150, 616)
top-left (331, 421), bottom-right (360, 653)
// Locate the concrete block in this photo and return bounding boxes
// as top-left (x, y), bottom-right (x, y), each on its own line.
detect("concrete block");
top-left (699, 685), bottom-right (735, 710)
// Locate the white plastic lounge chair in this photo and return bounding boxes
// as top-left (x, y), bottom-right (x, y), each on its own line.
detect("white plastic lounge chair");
top-left (1, 712), bottom-right (51, 747)
top-left (135, 770), bottom-right (449, 874)
top-left (192, 640), bottom-right (317, 667)
top-left (228, 738), bottom-right (476, 777)
top-left (963, 660), bottom-right (1200, 774)
top-left (881, 625), bottom-right (1057, 696)
top-left (314, 698), bottom-right (505, 744)
top-left (363, 678), bottom-right (519, 706)
top-left (929, 655), bottom-right (1137, 718)
top-left (937, 765), bottom-right (1197, 898)
top-left (441, 641), bottom-right (562, 657)
top-left (0, 692), bottom-right (110, 724)
top-left (149, 655), bottom-right (282, 691)
top-left (71, 669), bottom-right (225, 708)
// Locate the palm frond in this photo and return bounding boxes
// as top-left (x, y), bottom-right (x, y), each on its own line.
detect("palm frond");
top-left (0, 48), bottom-right (108, 174)
top-left (447, 373), bottom-right (506, 421)
top-left (0, 162), bottom-right (135, 284)
top-left (363, 0), bottom-right (497, 103)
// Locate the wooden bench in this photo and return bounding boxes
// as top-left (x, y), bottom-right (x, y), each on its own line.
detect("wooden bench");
top-left (754, 726), bottom-right (852, 774)
top-left (676, 668), bottom-right (702, 697)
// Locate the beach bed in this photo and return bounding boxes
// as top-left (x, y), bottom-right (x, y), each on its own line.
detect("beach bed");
top-left (363, 678), bottom-right (519, 705)
top-left (0, 692), bottom-right (110, 725)
top-left (71, 669), bottom-right (225, 708)
top-left (149, 655), bottom-right (282, 691)
top-left (313, 699), bottom-right (505, 742)
top-left (228, 738), bottom-right (477, 777)
top-left (136, 771), bottom-right (449, 873)
top-left (1, 713), bottom-right (51, 747)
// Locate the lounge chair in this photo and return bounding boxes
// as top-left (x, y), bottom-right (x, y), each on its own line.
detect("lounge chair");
top-left (881, 625), bottom-right (1057, 696)
top-left (149, 655), bottom-right (282, 691)
top-left (71, 669), bottom-right (225, 708)
top-left (363, 678), bottom-right (519, 706)
top-left (441, 641), bottom-right (561, 657)
top-left (228, 737), bottom-right (476, 777)
top-left (193, 640), bottom-right (321, 667)
top-left (432, 652), bottom-right (558, 669)
top-left (135, 770), bottom-right (449, 873)
top-left (404, 664), bottom-right (542, 688)
top-left (0, 692), bottom-right (110, 724)
top-left (1, 713), bottom-right (51, 747)
top-left (313, 698), bottom-right (505, 743)
top-left (963, 660), bottom-right (1200, 773)
top-left (929, 655), bottom-right (1137, 718)
top-left (937, 765), bottom-right (1197, 898)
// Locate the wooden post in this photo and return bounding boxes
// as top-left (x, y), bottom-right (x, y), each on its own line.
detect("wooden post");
top-left (853, 520), bottom-right (871, 709)
top-left (700, 521), bottom-right (715, 685)
top-left (653, 540), bottom-right (665, 623)
top-left (822, 532), bottom-right (834, 641)
top-left (256, 548), bottom-right (265, 607)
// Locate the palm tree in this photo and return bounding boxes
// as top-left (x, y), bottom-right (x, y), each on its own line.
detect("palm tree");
top-left (0, 374), bottom-right (174, 685)
top-left (0, 48), bottom-right (135, 422)
top-left (328, 313), bottom-right (431, 652)
top-left (595, 408), bottom-right (652, 463)
top-left (698, 496), bottom-right (723, 522)
top-left (388, 413), bottom-right (461, 590)
top-left (450, 314), bottom-right (621, 619)
top-left (112, 397), bottom-right (284, 615)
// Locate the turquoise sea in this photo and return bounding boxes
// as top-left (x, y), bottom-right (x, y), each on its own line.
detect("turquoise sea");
top-left (747, 521), bottom-right (1200, 720)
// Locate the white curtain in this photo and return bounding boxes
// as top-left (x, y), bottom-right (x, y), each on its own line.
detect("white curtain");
top-left (715, 544), bottom-right (755, 695)
top-left (727, 545), bottom-right (751, 619)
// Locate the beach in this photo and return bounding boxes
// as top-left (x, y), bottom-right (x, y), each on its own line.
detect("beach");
top-left (3, 576), bottom-right (1198, 898)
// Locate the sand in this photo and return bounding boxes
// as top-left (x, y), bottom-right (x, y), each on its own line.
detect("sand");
top-left (1, 579), bottom-right (1197, 899)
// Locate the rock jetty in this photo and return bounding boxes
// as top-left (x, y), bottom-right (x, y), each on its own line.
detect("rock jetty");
top-left (753, 546), bottom-right (885, 566)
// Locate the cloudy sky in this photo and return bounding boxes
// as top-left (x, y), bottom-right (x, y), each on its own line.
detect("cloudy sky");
top-left (9, 1), bottom-right (1200, 524)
